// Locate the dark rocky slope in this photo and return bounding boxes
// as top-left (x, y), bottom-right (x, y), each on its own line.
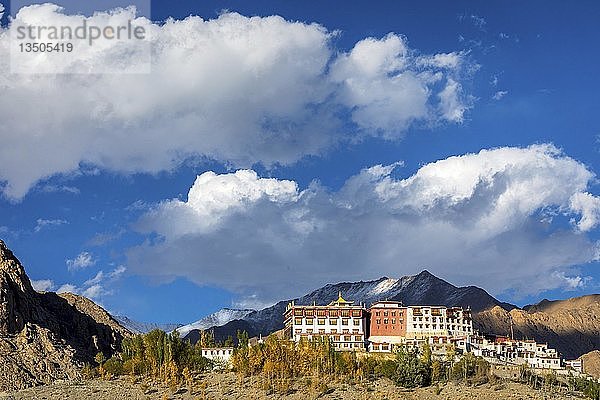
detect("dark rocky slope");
top-left (0, 240), bottom-right (130, 390)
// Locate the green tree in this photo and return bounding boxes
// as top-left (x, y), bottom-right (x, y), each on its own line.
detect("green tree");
top-left (394, 346), bottom-right (432, 388)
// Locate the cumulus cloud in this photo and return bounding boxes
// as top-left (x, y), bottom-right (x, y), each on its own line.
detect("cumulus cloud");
top-left (31, 279), bottom-right (55, 292)
top-left (0, 5), bottom-right (472, 200)
top-left (66, 251), bottom-right (96, 271)
top-left (127, 144), bottom-right (600, 304)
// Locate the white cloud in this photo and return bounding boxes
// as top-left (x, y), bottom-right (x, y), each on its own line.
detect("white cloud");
top-left (549, 271), bottom-right (591, 291)
top-left (458, 14), bottom-right (487, 30)
top-left (66, 251), bottom-right (96, 271)
top-left (330, 34), bottom-right (471, 136)
top-left (128, 144), bottom-right (600, 304)
top-left (56, 283), bottom-right (78, 294)
top-left (0, 5), bottom-right (472, 200)
top-left (570, 192), bottom-right (600, 231)
top-left (34, 218), bottom-right (68, 233)
top-left (139, 170), bottom-right (298, 235)
top-left (55, 265), bottom-right (126, 302)
top-left (38, 185), bottom-right (80, 195)
top-left (492, 90), bottom-right (508, 100)
top-left (31, 279), bottom-right (55, 292)
top-left (438, 79), bottom-right (469, 122)
top-left (82, 284), bottom-right (105, 299)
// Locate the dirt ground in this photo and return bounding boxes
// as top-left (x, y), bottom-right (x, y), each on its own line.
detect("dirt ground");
top-left (0, 372), bottom-right (586, 400)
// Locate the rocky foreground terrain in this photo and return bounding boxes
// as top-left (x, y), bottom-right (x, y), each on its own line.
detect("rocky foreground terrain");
top-left (0, 240), bottom-right (129, 391)
top-left (1, 373), bottom-right (585, 400)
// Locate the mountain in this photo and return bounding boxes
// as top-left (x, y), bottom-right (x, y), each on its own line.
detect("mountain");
top-left (113, 315), bottom-right (182, 334)
top-left (184, 270), bottom-right (515, 344)
top-left (187, 271), bottom-right (599, 359)
top-left (475, 295), bottom-right (600, 359)
top-left (0, 240), bottom-right (130, 390)
top-left (175, 308), bottom-right (253, 338)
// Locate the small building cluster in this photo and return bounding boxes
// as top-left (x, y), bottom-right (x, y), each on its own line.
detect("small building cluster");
top-left (200, 347), bottom-right (234, 369)
top-left (471, 336), bottom-right (562, 369)
top-left (283, 292), bottom-right (572, 371)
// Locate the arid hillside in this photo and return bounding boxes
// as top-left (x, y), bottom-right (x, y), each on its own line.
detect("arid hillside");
top-left (580, 350), bottom-right (600, 379)
top-left (474, 295), bottom-right (600, 359)
top-left (0, 240), bottom-right (130, 391)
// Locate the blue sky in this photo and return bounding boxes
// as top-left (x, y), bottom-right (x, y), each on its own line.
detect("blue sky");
top-left (0, 1), bottom-right (599, 324)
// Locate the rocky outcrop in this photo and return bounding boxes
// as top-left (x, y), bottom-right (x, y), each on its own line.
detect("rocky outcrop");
top-left (0, 240), bottom-right (130, 390)
top-left (474, 296), bottom-right (600, 359)
top-left (579, 350), bottom-right (600, 379)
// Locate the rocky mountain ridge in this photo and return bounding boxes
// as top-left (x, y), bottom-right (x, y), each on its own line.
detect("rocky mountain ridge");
top-left (475, 295), bottom-right (600, 359)
top-left (182, 271), bottom-right (599, 359)
top-left (175, 308), bottom-right (254, 338)
top-left (184, 270), bottom-right (515, 344)
top-left (0, 240), bottom-right (129, 390)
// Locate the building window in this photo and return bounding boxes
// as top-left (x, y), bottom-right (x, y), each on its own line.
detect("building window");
top-left (317, 319), bottom-right (325, 325)
top-left (353, 319), bottom-right (360, 326)
top-left (383, 311), bottom-right (389, 317)
top-left (306, 318), bottom-right (314, 325)
top-left (375, 311), bottom-right (380, 316)
top-left (354, 335), bottom-right (362, 341)
top-left (294, 318), bottom-right (302, 325)
top-left (391, 319), bottom-right (395, 324)
top-left (376, 319), bottom-right (381, 324)
top-left (331, 329), bottom-right (337, 334)
top-left (344, 335), bottom-right (351, 342)
top-left (384, 319), bottom-right (388, 324)
top-left (329, 318), bottom-right (338, 325)
top-left (341, 319), bottom-right (349, 325)
top-left (392, 311), bottom-right (396, 317)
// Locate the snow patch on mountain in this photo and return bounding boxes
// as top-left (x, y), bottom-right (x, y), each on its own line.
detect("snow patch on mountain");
top-left (368, 278), bottom-right (399, 296)
top-left (176, 308), bottom-right (254, 338)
